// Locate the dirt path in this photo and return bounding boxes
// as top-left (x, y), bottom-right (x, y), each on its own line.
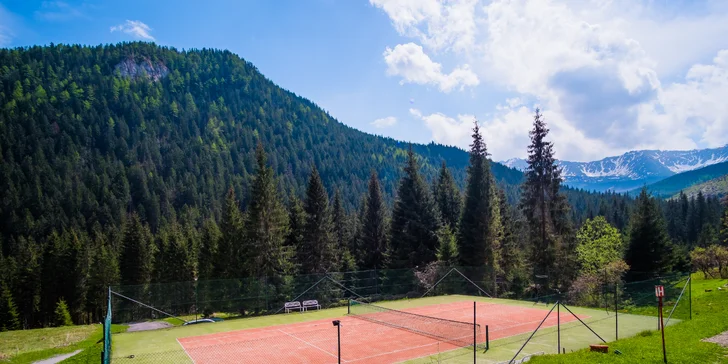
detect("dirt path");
top-left (126, 321), bottom-right (173, 332)
top-left (704, 330), bottom-right (728, 347)
top-left (32, 350), bottom-right (82, 364)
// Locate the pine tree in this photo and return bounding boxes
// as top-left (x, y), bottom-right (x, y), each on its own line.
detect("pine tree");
top-left (243, 145), bottom-right (293, 277)
top-left (13, 236), bottom-right (42, 328)
top-left (285, 191), bottom-right (306, 272)
top-left (198, 218), bottom-right (221, 279)
top-left (389, 146), bottom-right (441, 268)
top-left (496, 188), bottom-right (527, 295)
top-left (519, 109), bottom-right (573, 288)
top-left (457, 121), bottom-right (499, 292)
top-left (0, 282), bottom-right (21, 331)
top-left (216, 187), bottom-right (245, 278)
top-left (625, 188), bottom-right (675, 279)
top-left (119, 213), bottom-right (155, 285)
top-left (300, 166), bottom-right (338, 273)
top-left (332, 190), bottom-right (356, 271)
top-left (53, 298), bottom-right (73, 327)
top-left (436, 225), bottom-right (458, 265)
top-left (88, 228), bottom-right (119, 322)
top-left (154, 223), bottom-right (196, 283)
top-left (720, 196), bottom-right (728, 246)
top-left (434, 161), bottom-right (462, 230)
top-left (359, 171), bottom-right (388, 269)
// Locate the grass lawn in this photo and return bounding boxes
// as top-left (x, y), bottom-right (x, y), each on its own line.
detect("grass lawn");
top-left (527, 277), bottom-right (728, 364)
top-left (112, 294), bottom-right (665, 363)
top-left (0, 324), bottom-right (129, 364)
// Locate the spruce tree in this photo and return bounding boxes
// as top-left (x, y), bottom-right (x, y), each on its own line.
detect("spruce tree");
top-left (389, 146), bottom-right (441, 268)
top-left (88, 229), bottom-right (119, 321)
top-left (332, 190), bottom-right (356, 271)
top-left (719, 196), bottom-right (728, 246)
top-left (436, 225), bottom-right (459, 265)
top-left (53, 298), bottom-right (73, 327)
top-left (243, 145), bottom-right (293, 277)
top-left (154, 223), bottom-right (196, 283)
top-left (496, 188), bottom-right (527, 295)
top-left (457, 121), bottom-right (499, 292)
top-left (300, 166), bottom-right (338, 273)
top-left (198, 218), bottom-right (221, 279)
top-left (359, 171), bottom-right (388, 269)
top-left (625, 188), bottom-right (675, 279)
top-left (434, 161), bottom-right (462, 230)
top-left (519, 109), bottom-right (573, 288)
top-left (119, 213), bottom-right (155, 285)
top-left (216, 187), bottom-right (244, 278)
top-left (285, 191), bottom-right (306, 272)
top-left (0, 282), bottom-right (21, 331)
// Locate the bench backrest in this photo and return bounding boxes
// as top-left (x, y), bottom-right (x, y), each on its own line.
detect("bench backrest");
top-left (302, 300), bottom-right (319, 307)
top-left (284, 301), bottom-right (301, 308)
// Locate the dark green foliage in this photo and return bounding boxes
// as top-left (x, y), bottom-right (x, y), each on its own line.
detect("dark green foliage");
top-left (332, 190), bottom-right (356, 271)
top-left (625, 188), bottom-right (676, 279)
top-left (519, 110), bottom-right (574, 288)
top-left (389, 147), bottom-right (441, 268)
top-left (435, 226), bottom-right (458, 265)
top-left (154, 223), bottom-right (196, 283)
top-left (198, 218), bottom-right (220, 279)
top-left (358, 171), bottom-right (389, 269)
top-left (300, 166), bottom-right (338, 273)
top-left (0, 282), bottom-right (21, 331)
top-left (496, 188), bottom-right (527, 296)
top-left (119, 214), bottom-right (155, 285)
top-left (243, 145), bottom-right (293, 276)
top-left (285, 192), bottom-right (306, 271)
top-left (722, 196), bottom-right (728, 246)
top-left (458, 122), bottom-right (499, 291)
top-left (87, 228), bottom-right (119, 320)
top-left (53, 299), bottom-right (73, 327)
top-left (216, 188), bottom-right (244, 278)
top-left (41, 229), bottom-right (90, 325)
top-left (433, 161), bottom-right (462, 230)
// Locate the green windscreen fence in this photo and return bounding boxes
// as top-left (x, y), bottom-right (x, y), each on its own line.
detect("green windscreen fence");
top-left (103, 289), bottom-right (112, 364)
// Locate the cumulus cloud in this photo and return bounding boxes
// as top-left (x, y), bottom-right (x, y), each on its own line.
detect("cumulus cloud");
top-left (371, 116), bottom-right (398, 128)
top-left (372, 0), bottom-right (728, 161)
top-left (383, 43), bottom-right (479, 92)
top-left (110, 20), bottom-right (155, 41)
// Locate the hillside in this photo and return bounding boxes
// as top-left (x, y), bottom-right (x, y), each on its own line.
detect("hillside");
top-left (503, 145), bottom-right (728, 192)
top-left (631, 161), bottom-right (728, 198)
top-left (0, 42), bottom-right (522, 241)
top-left (673, 174), bottom-right (728, 199)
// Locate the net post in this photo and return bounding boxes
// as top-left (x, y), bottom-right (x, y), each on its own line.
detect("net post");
top-left (615, 282), bottom-right (618, 341)
top-left (557, 301), bottom-right (561, 354)
top-left (689, 275), bottom-right (692, 320)
top-left (473, 301), bottom-right (476, 363)
top-left (486, 325), bottom-right (489, 351)
top-left (347, 299), bottom-right (350, 315)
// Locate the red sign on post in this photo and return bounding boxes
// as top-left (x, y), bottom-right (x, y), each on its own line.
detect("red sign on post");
top-left (655, 285), bottom-right (665, 298)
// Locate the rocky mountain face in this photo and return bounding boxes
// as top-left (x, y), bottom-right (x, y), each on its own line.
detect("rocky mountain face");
top-left (114, 57), bottom-right (169, 81)
top-left (502, 145), bottom-right (728, 192)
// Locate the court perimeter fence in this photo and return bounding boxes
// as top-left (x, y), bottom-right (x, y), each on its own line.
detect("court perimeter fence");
top-left (103, 266), bottom-right (692, 363)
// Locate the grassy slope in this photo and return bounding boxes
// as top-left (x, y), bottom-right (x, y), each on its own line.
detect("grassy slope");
top-left (635, 161), bottom-right (728, 198)
top-left (0, 325), bottom-right (95, 363)
top-left (529, 277), bottom-right (728, 364)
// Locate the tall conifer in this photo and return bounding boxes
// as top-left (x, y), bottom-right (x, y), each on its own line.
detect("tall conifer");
top-left (300, 166), bottom-right (337, 273)
top-left (359, 171), bottom-right (388, 269)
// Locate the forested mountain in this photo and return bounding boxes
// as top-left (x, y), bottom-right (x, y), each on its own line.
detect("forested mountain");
top-left (633, 161), bottom-right (728, 198)
top-left (0, 42), bottom-right (723, 331)
top-left (674, 175), bottom-right (728, 199)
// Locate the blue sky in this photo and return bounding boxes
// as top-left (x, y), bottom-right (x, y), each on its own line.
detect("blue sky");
top-left (2, 0), bottom-right (728, 162)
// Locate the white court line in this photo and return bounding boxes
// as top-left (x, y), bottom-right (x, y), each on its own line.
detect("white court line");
top-left (277, 329), bottom-right (342, 361)
top-left (176, 338), bottom-right (197, 364)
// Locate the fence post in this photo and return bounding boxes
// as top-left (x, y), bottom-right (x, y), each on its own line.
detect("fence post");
top-left (688, 276), bottom-right (692, 320)
top-left (615, 282), bottom-right (618, 341)
top-left (473, 301), bottom-right (476, 363)
top-left (557, 302), bottom-right (561, 354)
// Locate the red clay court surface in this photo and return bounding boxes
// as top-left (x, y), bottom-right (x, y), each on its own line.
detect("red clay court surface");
top-left (177, 301), bottom-right (583, 364)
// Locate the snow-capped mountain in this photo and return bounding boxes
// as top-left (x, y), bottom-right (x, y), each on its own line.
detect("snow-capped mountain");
top-left (501, 145), bottom-right (728, 192)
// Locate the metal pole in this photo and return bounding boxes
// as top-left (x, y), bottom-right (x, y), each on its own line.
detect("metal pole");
top-left (337, 324), bottom-right (341, 364)
top-left (474, 301), bottom-right (476, 363)
top-left (486, 325), bottom-right (489, 351)
top-left (689, 276), bottom-right (692, 320)
top-left (557, 302), bottom-right (561, 354)
top-left (195, 278), bottom-right (198, 322)
top-left (510, 302), bottom-right (558, 363)
top-left (615, 283), bottom-right (618, 341)
top-left (659, 296), bottom-right (667, 363)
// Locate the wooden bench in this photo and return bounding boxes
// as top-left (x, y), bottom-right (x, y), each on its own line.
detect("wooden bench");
top-left (302, 300), bottom-right (321, 311)
top-left (284, 301), bottom-right (302, 313)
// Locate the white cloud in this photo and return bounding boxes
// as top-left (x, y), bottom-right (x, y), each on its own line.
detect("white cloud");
top-left (383, 43), bottom-right (479, 92)
top-left (373, 0), bottom-right (728, 160)
top-left (371, 116), bottom-right (398, 128)
top-left (110, 20), bottom-right (155, 41)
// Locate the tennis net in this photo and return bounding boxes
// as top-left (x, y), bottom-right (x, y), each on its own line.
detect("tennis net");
top-left (348, 300), bottom-right (482, 348)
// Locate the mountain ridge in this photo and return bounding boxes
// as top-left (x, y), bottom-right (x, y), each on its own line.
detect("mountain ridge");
top-left (502, 145), bottom-right (728, 192)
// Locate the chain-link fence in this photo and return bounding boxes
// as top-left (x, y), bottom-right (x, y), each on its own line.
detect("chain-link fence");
top-left (106, 267), bottom-right (692, 364)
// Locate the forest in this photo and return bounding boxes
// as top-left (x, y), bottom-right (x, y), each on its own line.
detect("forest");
top-left (0, 43), bottom-right (726, 330)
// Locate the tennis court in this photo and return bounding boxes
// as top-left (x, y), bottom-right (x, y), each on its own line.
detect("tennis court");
top-left (176, 300), bottom-right (582, 364)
